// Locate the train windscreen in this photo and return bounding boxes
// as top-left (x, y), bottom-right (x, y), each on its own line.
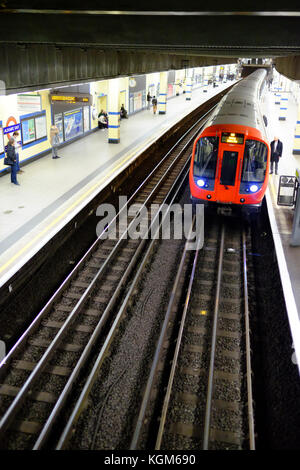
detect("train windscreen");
top-left (193, 136), bottom-right (218, 179)
top-left (220, 151), bottom-right (238, 186)
top-left (241, 139), bottom-right (268, 182)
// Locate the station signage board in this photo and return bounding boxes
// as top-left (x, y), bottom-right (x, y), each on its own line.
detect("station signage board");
top-left (3, 124), bottom-right (20, 135)
top-left (50, 94), bottom-right (91, 105)
top-left (277, 175), bottom-right (297, 206)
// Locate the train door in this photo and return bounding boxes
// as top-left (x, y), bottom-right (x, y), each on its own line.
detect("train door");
top-left (214, 144), bottom-right (242, 202)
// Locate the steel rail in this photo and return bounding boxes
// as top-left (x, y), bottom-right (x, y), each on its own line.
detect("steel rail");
top-left (130, 215), bottom-right (197, 449)
top-left (55, 163), bottom-right (191, 450)
top-left (0, 103), bottom-right (215, 376)
top-left (242, 229), bottom-right (256, 450)
top-left (0, 103), bottom-right (214, 446)
top-left (129, 224), bottom-right (254, 451)
top-left (32, 138), bottom-right (195, 449)
top-left (0, 119), bottom-right (201, 439)
top-left (202, 224), bottom-right (225, 450)
top-left (154, 218), bottom-right (203, 450)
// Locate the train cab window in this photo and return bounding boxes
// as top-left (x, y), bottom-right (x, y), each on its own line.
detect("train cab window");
top-left (193, 136), bottom-right (218, 179)
top-left (241, 139), bottom-right (268, 183)
top-left (220, 151), bottom-right (238, 186)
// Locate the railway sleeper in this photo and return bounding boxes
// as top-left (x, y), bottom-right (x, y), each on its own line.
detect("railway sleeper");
top-left (0, 384), bottom-right (57, 404)
top-left (12, 360), bottom-right (71, 377)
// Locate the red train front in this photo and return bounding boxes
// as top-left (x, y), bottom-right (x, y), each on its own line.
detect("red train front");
top-left (189, 70), bottom-right (270, 215)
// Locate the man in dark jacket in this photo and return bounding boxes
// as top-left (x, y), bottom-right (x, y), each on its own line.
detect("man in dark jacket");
top-left (270, 137), bottom-right (283, 175)
top-left (152, 96), bottom-right (158, 114)
top-left (147, 92), bottom-right (151, 110)
top-left (6, 137), bottom-right (20, 185)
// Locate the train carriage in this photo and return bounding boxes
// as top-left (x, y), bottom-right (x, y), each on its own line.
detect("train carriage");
top-left (189, 69), bottom-right (270, 215)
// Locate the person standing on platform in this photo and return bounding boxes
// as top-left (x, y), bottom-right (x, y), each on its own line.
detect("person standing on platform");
top-left (270, 136), bottom-right (283, 175)
top-left (6, 137), bottom-right (20, 185)
top-left (50, 124), bottom-right (60, 159)
top-left (268, 76), bottom-right (273, 90)
top-left (147, 92), bottom-right (152, 110)
top-left (12, 131), bottom-right (24, 173)
top-left (152, 96), bottom-right (158, 114)
top-left (120, 104), bottom-right (128, 119)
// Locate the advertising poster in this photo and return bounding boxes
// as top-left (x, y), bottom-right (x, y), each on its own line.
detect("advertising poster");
top-left (83, 106), bottom-right (90, 132)
top-left (35, 114), bottom-right (47, 140)
top-left (0, 127), bottom-right (4, 155)
top-left (129, 93), bottom-right (134, 114)
top-left (64, 108), bottom-right (83, 141)
top-left (22, 118), bottom-right (35, 145)
top-left (54, 113), bottom-right (64, 143)
top-left (168, 84), bottom-right (174, 98)
top-left (133, 92), bottom-right (142, 112)
top-left (17, 94), bottom-right (41, 115)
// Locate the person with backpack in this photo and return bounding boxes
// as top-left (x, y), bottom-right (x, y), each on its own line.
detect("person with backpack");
top-left (5, 137), bottom-right (20, 185)
top-left (50, 124), bottom-right (60, 159)
top-left (152, 96), bottom-right (158, 114)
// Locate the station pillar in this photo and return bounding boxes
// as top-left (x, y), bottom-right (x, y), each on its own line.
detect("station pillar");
top-left (279, 94), bottom-right (288, 121)
top-left (293, 102), bottom-right (300, 155)
top-left (185, 76), bottom-right (192, 101)
top-left (158, 72), bottom-right (168, 115)
top-left (108, 78), bottom-right (120, 143)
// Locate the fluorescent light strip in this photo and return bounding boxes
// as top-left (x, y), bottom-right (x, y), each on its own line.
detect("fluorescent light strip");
top-left (1, 10), bottom-right (300, 17)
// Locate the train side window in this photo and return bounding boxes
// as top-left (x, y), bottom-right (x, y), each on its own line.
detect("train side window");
top-left (193, 136), bottom-right (218, 179)
top-left (242, 139), bottom-right (268, 183)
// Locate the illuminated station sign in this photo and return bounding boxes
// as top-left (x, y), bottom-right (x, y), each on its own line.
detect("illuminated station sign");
top-left (50, 94), bottom-right (91, 104)
top-left (51, 95), bottom-right (89, 103)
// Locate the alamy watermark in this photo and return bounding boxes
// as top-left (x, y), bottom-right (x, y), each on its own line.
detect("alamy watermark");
top-left (95, 196), bottom-right (204, 251)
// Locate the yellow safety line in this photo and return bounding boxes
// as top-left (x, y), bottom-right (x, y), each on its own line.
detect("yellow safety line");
top-left (268, 177), bottom-right (278, 205)
top-left (0, 137), bottom-right (154, 275)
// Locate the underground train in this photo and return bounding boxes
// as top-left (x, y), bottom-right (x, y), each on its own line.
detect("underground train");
top-left (189, 69), bottom-right (270, 215)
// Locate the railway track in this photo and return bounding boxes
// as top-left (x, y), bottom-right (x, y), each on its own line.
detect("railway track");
top-left (131, 217), bottom-right (255, 450)
top-left (0, 105), bottom-right (215, 450)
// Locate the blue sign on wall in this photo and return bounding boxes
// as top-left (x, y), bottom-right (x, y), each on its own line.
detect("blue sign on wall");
top-left (3, 124), bottom-right (20, 134)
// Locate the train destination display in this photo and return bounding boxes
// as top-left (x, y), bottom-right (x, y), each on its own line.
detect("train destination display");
top-left (221, 132), bottom-right (244, 145)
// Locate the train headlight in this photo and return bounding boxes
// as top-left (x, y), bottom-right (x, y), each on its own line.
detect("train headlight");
top-left (249, 184), bottom-right (259, 193)
top-left (196, 179), bottom-right (205, 188)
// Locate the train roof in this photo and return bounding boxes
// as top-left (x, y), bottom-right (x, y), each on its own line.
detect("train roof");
top-left (205, 69), bottom-right (267, 136)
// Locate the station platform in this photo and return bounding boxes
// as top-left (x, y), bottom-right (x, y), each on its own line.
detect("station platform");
top-left (262, 87), bottom-right (300, 367)
top-left (0, 81), bottom-right (232, 289)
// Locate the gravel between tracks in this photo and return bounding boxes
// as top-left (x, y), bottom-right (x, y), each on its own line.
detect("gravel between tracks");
top-left (68, 234), bottom-right (186, 450)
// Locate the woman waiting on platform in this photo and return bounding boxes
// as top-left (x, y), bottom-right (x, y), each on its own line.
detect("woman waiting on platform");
top-left (6, 137), bottom-right (20, 185)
